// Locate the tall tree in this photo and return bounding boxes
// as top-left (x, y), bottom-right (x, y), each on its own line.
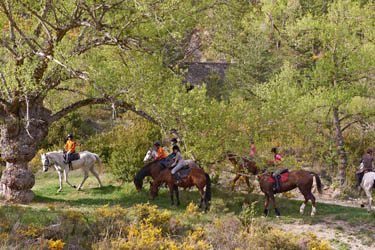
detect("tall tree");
top-left (0, 0), bottom-right (209, 203)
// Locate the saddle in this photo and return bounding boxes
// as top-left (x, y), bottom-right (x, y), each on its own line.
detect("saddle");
top-left (176, 165), bottom-right (191, 179)
top-left (63, 152), bottom-right (80, 162)
top-left (269, 169), bottom-right (289, 184)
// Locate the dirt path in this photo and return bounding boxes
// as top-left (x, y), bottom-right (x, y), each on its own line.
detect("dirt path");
top-left (273, 219), bottom-right (373, 250)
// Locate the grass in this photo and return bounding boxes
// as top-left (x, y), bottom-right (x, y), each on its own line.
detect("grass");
top-left (1, 169), bottom-right (374, 230)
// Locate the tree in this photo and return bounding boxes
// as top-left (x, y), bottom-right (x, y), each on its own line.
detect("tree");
top-left (0, 0), bottom-right (210, 203)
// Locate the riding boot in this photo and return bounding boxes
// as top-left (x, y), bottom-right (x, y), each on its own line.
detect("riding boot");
top-left (274, 175), bottom-right (280, 191)
top-left (173, 173), bottom-right (182, 184)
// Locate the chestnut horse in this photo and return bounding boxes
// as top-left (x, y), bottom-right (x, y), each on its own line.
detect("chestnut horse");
top-left (246, 165), bottom-right (322, 217)
top-left (226, 152), bottom-right (257, 190)
top-left (133, 159), bottom-right (196, 191)
top-left (150, 168), bottom-right (211, 212)
top-left (133, 160), bottom-right (165, 191)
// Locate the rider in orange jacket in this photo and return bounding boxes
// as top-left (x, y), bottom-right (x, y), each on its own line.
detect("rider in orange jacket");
top-left (64, 133), bottom-right (78, 164)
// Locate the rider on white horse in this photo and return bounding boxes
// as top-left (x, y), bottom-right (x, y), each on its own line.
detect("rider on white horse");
top-left (64, 133), bottom-right (78, 168)
top-left (41, 150), bottom-right (102, 193)
top-left (356, 148), bottom-right (374, 191)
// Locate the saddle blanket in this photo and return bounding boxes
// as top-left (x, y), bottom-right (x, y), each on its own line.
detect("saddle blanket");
top-left (177, 165), bottom-right (191, 179)
top-left (269, 172), bottom-right (289, 184)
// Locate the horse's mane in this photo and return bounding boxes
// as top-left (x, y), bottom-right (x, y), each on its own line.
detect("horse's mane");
top-left (134, 160), bottom-right (159, 182)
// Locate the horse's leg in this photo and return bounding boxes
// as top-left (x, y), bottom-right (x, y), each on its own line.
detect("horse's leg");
top-left (359, 186), bottom-right (365, 208)
top-left (89, 167), bottom-right (102, 188)
top-left (174, 185), bottom-right (180, 206)
top-left (245, 177), bottom-right (251, 191)
top-left (169, 185), bottom-right (174, 205)
top-left (64, 168), bottom-right (76, 188)
top-left (232, 174), bottom-right (240, 190)
top-left (264, 194), bottom-right (270, 216)
top-left (57, 171), bottom-right (63, 193)
top-left (77, 170), bottom-right (89, 191)
top-left (365, 188), bottom-right (372, 212)
top-left (269, 194), bottom-right (280, 218)
top-left (309, 193), bottom-right (317, 217)
top-left (198, 188), bottom-right (204, 209)
top-left (299, 199), bottom-right (308, 215)
top-left (298, 186), bottom-right (316, 217)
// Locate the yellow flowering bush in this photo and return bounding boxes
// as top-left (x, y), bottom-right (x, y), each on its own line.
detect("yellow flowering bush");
top-left (0, 232), bottom-right (9, 241)
top-left (132, 202), bottom-right (172, 232)
top-left (16, 224), bottom-right (43, 238)
top-left (185, 202), bottom-right (200, 216)
top-left (48, 239), bottom-right (66, 250)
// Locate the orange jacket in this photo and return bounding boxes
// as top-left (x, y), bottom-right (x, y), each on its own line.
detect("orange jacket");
top-left (64, 139), bottom-right (78, 153)
top-left (155, 147), bottom-right (166, 160)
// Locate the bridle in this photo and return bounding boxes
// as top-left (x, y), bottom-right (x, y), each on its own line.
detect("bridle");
top-left (43, 154), bottom-right (50, 169)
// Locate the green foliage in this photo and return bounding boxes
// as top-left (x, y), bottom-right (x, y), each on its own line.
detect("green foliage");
top-left (86, 113), bottom-right (161, 182)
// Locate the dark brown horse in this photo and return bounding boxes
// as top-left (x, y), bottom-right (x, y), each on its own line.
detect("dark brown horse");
top-left (133, 160), bottom-right (165, 191)
top-left (246, 165), bottom-right (322, 217)
top-left (150, 168), bottom-right (211, 212)
top-left (226, 152), bottom-right (257, 190)
top-left (134, 159), bottom-right (196, 191)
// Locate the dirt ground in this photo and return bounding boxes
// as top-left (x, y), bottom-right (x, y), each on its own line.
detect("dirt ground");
top-left (230, 176), bottom-right (375, 250)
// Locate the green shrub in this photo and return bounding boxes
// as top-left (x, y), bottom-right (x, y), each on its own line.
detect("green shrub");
top-left (90, 113), bottom-right (161, 182)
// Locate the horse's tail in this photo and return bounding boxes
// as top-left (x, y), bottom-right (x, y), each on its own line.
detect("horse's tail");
top-left (310, 171), bottom-right (322, 194)
top-left (204, 173), bottom-right (211, 201)
top-left (94, 153), bottom-right (103, 174)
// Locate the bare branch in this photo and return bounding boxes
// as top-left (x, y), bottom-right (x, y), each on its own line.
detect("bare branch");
top-left (49, 98), bottom-right (108, 124)
top-left (0, 38), bottom-right (18, 57)
top-left (0, 0), bottom-right (37, 52)
top-left (48, 97), bottom-right (159, 126)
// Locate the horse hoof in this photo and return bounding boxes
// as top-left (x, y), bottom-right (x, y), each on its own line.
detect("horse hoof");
top-left (276, 216), bottom-right (280, 219)
top-left (73, 186), bottom-right (77, 188)
top-left (361, 204), bottom-right (365, 208)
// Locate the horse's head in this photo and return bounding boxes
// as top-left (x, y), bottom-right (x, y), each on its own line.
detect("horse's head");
top-left (41, 153), bottom-right (50, 172)
top-left (134, 177), bottom-right (143, 191)
top-left (149, 181), bottom-right (159, 199)
top-left (144, 148), bottom-right (157, 163)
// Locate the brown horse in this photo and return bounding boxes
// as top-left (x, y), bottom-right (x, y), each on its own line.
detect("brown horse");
top-left (246, 165), bottom-right (322, 217)
top-left (133, 160), bottom-right (165, 191)
top-left (134, 159), bottom-right (196, 191)
top-left (150, 168), bottom-right (211, 212)
top-left (226, 152), bottom-right (257, 190)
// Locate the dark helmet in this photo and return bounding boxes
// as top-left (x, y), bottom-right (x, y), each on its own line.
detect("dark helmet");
top-left (171, 138), bottom-right (178, 144)
top-left (172, 145), bottom-right (180, 152)
top-left (271, 147), bottom-right (277, 154)
top-left (67, 133), bottom-right (74, 139)
top-left (367, 148), bottom-right (373, 154)
top-left (154, 141), bottom-right (161, 147)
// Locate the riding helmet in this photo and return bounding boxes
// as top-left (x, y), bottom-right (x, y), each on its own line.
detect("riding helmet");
top-left (171, 138), bottom-right (178, 144)
top-left (67, 133), bottom-right (74, 139)
top-left (154, 141), bottom-right (161, 147)
top-left (271, 147), bottom-right (277, 154)
top-left (367, 148), bottom-right (373, 154)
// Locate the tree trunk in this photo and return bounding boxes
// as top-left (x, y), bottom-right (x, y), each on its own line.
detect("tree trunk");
top-left (333, 107), bottom-right (347, 185)
top-left (0, 102), bottom-right (50, 203)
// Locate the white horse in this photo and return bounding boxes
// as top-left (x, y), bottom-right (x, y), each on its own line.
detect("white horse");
top-left (143, 148), bottom-right (157, 163)
top-left (359, 171), bottom-right (375, 212)
top-left (41, 151), bottom-right (102, 193)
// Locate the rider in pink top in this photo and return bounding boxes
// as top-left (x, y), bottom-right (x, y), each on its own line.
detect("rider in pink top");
top-left (271, 147), bottom-right (283, 191)
top-left (249, 144), bottom-right (256, 156)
